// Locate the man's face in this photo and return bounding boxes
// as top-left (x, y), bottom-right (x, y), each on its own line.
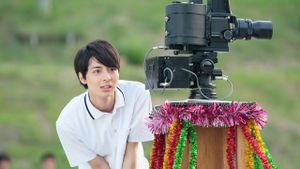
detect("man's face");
top-left (0, 161), bottom-right (10, 169)
top-left (42, 159), bottom-right (55, 169)
top-left (79, 57), bottom-right (119, 99)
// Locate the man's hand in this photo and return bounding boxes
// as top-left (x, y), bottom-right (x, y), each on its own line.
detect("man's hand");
top-left (122, 142), bottom-right (138, 169)
top-left (88, 155), bottom-right (110, 169)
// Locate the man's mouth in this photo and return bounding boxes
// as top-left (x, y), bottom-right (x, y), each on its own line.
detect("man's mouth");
top-left (100, 85), bottom-right (112, 89)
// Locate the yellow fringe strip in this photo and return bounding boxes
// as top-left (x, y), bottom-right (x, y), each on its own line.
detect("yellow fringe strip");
top-left (245, 140), bottom-right (254, 169)
top-left (249, 120), bottom-right (266, 153)
top-left (163, 121), bottom-right (178, 169)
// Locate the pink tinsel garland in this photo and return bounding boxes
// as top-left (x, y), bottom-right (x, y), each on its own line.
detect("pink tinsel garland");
top-left (226, 127), bottom-right (236, 169)
top-left (150, 134), bottom-right (166, 169)
top-left (147, 101), bottom-right (267, 135)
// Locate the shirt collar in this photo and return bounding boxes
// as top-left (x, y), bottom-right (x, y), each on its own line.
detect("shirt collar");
top-left (84, 86), bottom-right (125, 120)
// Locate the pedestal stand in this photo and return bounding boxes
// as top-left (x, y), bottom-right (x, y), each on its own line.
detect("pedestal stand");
top-left (147, 100), bottom-right (277, 169)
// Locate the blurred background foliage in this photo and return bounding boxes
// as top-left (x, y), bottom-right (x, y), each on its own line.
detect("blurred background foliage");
top-left (0, 0), bottom-right (299, 168)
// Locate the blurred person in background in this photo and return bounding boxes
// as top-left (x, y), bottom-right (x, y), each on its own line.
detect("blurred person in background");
top-left (56, 39), bottom-right (153, 169)
top-left (41, 153), bottom-right (56, 169)
top-left (0, 152), bottom-right (11, 169)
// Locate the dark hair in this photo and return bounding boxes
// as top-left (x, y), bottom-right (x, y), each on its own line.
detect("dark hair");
top-left (74, 39), bottom-right (121, 89)
top-left (0, 152), bottom-right (10, 162)
top-left (41, 153), bottom-right (55, 162)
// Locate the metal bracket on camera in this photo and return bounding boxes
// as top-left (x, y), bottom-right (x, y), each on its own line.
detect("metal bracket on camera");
top-left (144, 0), bottom-right (272, 100)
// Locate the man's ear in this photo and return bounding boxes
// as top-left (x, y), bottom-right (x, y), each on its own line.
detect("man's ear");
top-left (78, 72), bottom-right (87, 85)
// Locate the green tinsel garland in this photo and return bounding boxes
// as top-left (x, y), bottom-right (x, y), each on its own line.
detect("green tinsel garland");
top-left (253, 153), bottom-right (263, 169)
top-left (173, 121), bottom-right (189, 169)
top-left (188, 125), bottom-right (197, 169)
top-left (173, 120), bottom-right (198, 169)
top-left (263, 141), bottom-right (278, 169)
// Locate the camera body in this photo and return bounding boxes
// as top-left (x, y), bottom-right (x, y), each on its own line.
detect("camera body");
top-left (165, 0), bottom-right (272, 52)
top-left (145, 0), bottom-right (273, 99)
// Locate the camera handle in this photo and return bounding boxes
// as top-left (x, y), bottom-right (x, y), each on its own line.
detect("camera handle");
top-left (188, 51), bottom-right (222, 99)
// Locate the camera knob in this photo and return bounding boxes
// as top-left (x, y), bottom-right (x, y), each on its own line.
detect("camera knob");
top-left (200, 59), bottom-right (214, 74)
top-left (223, 30), bottom-right (233, 40)
top-left (165, 16), bottom-right (169, 22)
top-left (165, 30), bottom-right (169, 36)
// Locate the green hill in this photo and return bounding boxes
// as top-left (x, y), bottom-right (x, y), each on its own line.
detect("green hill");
top-left (0, 0), bottom-right (299, 168)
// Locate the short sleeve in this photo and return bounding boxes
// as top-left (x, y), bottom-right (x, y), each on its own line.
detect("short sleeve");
top-left (128, 89), bottom-right (154, 142)
top-left (78, 162), bottom-right (92, 169)
top-left (56, 124), bottom-right (96, 167)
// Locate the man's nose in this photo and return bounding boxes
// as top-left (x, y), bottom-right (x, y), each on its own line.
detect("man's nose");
top-left (102, 71), bottom-right (112, 81)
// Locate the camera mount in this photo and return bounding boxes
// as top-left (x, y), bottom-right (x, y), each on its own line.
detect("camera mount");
top-left (145, 0), bottom-right (273, 100)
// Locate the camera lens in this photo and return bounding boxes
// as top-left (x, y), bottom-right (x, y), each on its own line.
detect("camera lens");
top-left (234, 19), bottom-right (273, 40)
top-left (252, 21), bottom-right (273, 39)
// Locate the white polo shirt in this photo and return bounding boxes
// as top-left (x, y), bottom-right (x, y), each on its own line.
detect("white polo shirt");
top-left (56, 80), bottom-right (154, 169)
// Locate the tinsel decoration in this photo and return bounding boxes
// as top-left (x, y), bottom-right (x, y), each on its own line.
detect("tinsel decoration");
top-left (188, 125), bottom-right (197, 169)
top-left (173, 120), bottom-right (190, 169)
top-left (241, 124), bottom-right (272, 169)
top-left (247, 121), bottom-right (263, 169)
top-left (253, 153), bottom-right (263, 169)
top-left (147, 102), bottom-right (267, 135)
top-left (171, 120), bottom-right (198, 169)
top-left (262, 142), bottom-right (277, 169)
top-left (149, 134), bottom-right (166, 169)
top-left (163, 132), bottom-right (170, 169)
top-left (147, 102), bottom-right (277, 169)
top-left (163, 121), bottom-right (182, 169)
top-left (167, 121), bottom-right (182, 169)
top-left (248, 121), bottom-right (263, 169)
top-left (245, 141), bottom-right (254, 169)
top-left (226, 127), bottom-right (236, 169)
top-left (249, 121), bottom-right (278, 169)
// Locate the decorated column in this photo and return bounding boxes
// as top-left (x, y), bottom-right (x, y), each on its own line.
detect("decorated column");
top-left (147, 101), bottom-right (277, 169)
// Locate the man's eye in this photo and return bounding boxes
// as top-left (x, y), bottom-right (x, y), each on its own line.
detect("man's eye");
top-left (94, 70), bottom-right (101, 74)
top-left (110, 68), bottom-right (117, 71)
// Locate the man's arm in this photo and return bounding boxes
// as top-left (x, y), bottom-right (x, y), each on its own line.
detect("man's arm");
top-left (122, 142), bottom-right (138, 169)
top-left (88, 155), bottom-right (110, 169)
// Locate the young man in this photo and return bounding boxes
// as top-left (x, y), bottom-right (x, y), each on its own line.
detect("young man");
top-left (56, 40), bottom-right (153, 169)
top-left (0, 153), bottom-right (11, 169)
top-left (41, 153), bottom-right (56, 169)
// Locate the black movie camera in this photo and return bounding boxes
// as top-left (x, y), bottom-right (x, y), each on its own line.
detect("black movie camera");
top-left (145, 0), bottom-right (273, 99)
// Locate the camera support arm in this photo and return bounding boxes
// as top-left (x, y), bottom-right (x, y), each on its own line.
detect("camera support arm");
top-left (189, 51), bottom-right (222, 99)
top-left (145, 0), bottom-right (272, 100)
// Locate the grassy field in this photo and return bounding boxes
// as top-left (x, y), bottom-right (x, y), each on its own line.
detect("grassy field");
top-left (0, 0), bottom-right (299, 168)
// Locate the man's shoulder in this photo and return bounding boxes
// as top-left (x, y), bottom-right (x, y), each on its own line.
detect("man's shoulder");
top-left (117, 80), bottom-right (146, 92)
top-left (56, 93), bottom-right (85, 125)
top-left (117, 80), bottom-right (150, 104)
top-left (63, 93), bottom-right (85, 112)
